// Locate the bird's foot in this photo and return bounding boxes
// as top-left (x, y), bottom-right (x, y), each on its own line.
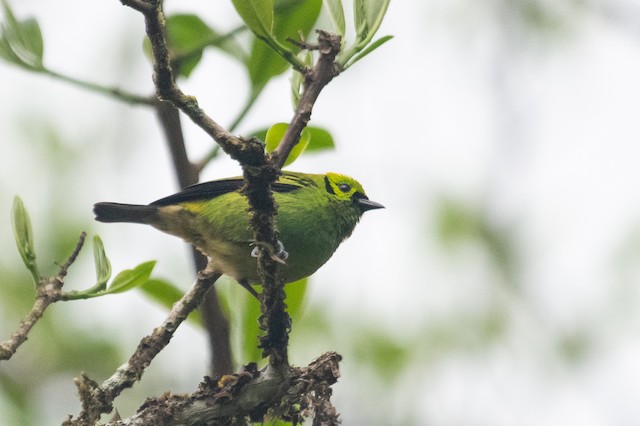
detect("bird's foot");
top-left (250, 240), bottom-right (288, 264)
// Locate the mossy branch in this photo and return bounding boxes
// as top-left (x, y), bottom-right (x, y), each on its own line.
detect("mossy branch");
top-left (66, 268), bottom-right (221, 425)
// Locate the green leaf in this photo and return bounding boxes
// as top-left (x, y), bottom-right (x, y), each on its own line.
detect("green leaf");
top-left (339, 0), bottom-right (391, 69)
top-left (264, 122), bottom-right (288, 152)
top-left (290, 68), bottom-right (303, 110)
top-left (355, 0), bottom-right (390, 45)
top-left (265, 122), bottom-right (310, 167)
top-left (232, 0), bottom-right (274, 38)
top-left (0, 1), bottom-right (44, 70)
top-left (92, 235), bottom-right (111, 291)
top-left (347, 34), bottom-right (393, 67)
top-left (0, 34), bottom-right (20, 64)
top-left (354, 0), bottom-right (368, 41)
top-left (165, 14), bottom-right (209, 78)
top-left (305, 126), bottom-right (335, 152)
top-left (164, 14), bottom-right (247, 78)
top-left (247, 0), bottom-right (322, 95)
top-left (251, 125), bottom-right (334, 154)
top-left (104, 260), bottom-right (156, 294)
top-left (324, 0), bottom-right (346, 38)
top-left (11, 196), bottom-right (39, 283)
top-left (246, 42), bottom-right (282, 96)
top-left (19, 18), bottom-right (42, 64)
top-left (139, 278), bottom-right (202, 326)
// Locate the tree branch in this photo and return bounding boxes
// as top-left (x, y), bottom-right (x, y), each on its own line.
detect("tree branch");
top-left (241, 162), bottom-right (290, 367)
top-left (43, 69), bottom-right (154, 106)
top-left (111, 1), bottom-right (346, 422)
top-left (126, 0), bottom-right (253, 164)
top-left (66, 267), bottom-right (221, 425)
top-left (272, 31), bottom-right (342, 169)
top-left (110, 352), bottom-right (342, 425)
top-left (154, 98), bottom-right (234, 377)
top-left (123, 0), bottom-right (290, 368)
top-left (0, 232), bottom-right (86, 361)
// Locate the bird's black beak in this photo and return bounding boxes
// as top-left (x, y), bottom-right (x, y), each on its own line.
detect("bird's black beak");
top-left (356, 197), bottom-right (385, 212)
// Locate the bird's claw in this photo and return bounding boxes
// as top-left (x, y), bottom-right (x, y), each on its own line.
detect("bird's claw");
top-left (250, 240), bottom-right (288, 264)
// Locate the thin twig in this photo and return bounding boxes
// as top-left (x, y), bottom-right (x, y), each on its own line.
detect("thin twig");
top-left (120, 0), bottom-right (153, 13)
top-left (0, 232), bottom-right (86, 361)
top-left (58, 231), bottom-right (87, 278)
top-left (44, 69), bottom-right (154, 106)
top-left (272, 30), bottom-right (342, 169)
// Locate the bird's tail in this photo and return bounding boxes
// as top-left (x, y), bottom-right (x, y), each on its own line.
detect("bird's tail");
top-left (93, 202), bottom-right (159, 224)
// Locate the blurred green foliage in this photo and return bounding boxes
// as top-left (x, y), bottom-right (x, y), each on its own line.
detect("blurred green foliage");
top-left (436, 196), bottom-right (516, 283)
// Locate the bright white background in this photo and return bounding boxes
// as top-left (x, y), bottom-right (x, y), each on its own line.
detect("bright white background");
top-left (2, 1), bottom-right (640, 425)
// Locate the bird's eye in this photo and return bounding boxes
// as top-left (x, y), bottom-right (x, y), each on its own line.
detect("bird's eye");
top-left (337, 183), bottom-right (351, 193)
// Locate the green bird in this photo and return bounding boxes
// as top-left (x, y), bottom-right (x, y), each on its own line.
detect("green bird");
top-left (93, 171), bottom-right (383, 295)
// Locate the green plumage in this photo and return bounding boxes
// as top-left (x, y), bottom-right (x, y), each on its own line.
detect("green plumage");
top-left (94, 171), bottom-right (383, 286)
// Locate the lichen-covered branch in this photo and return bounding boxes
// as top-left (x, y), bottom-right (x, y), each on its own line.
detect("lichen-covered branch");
top-left (240, 162), bottom-right (291, 367)
top-left (110, 352), bottom-right (342, 425)
top-left (66, 267), bottom-right (221, 425)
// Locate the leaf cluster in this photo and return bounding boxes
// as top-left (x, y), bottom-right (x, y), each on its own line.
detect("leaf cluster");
top-left (11, 196), bottom-right (157, 300)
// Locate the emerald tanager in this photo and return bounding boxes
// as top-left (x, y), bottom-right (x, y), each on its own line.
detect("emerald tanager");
top-left (94, 171), bottom-right (383, 294)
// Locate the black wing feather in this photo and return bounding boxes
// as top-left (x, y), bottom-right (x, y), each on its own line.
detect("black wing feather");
top-left (150, 178), bottom-right (300, 206)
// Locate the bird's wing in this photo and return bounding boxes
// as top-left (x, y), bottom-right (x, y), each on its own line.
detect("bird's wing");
top-left (150, 178), bottom-right (300, 206)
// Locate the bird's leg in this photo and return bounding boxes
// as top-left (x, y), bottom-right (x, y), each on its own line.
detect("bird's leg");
top-left (238, 279), bottom-right (260, 300)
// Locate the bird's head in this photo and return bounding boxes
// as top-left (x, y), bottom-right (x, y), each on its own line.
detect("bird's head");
top-left (324, 172), bottom-right (384, 213)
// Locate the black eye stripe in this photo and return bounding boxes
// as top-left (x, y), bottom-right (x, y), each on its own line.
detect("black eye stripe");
top-left (324, 176), bottom-right (335, 194)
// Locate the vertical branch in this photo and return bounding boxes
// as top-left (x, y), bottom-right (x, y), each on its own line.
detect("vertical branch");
top-left (121, 1), bottom-right (343, 374)
top-left (154, 100), bottom-right (198, 186)
top-left (123, 0), bottom-right (291, 368)
top-left (154, 99), bottom-right (234, 376)
top-left (241, 163), bottom-right (290, 367)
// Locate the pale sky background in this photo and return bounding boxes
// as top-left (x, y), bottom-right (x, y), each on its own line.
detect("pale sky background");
top-left (2, 1), bottom-right (640, 425)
